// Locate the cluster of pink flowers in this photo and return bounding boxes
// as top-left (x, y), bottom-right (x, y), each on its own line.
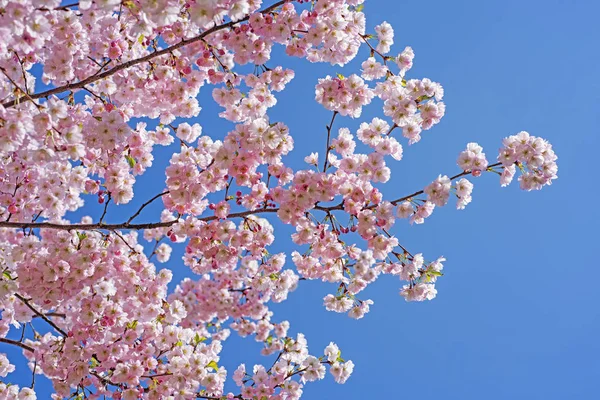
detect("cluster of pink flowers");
top-left (213, 67), bottom-right (295, 122)
top-left (378, 77), bottom-right (446, 144)
top-left (315, 74), bottom-right (374, 118)
top-left (457, 142), bottom-right (489, 173)
top-left (0, 0), bottom-right (558, 398)
top-left (497, 131), bottom-right (558, 190)
top-left (280, 0), bottom-right (366, 65)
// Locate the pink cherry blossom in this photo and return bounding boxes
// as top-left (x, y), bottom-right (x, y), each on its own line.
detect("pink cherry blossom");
top-left (0, 0), bottom-right (558, 397)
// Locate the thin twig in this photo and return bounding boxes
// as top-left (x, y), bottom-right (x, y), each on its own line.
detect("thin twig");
top-left (386, 162), bottom-right (503, 206)
top-left (126, 191), bottom-right (169, 224)
top-left (32, 312), bottom-right (66, 319)
top-left (15, 294), bottom-right (67, 337)
top-left (0, 337), bottom-right (34, 353)
top-left (0, 66), bottom-right (42, 109)
top-left (112, 231), bottom-right (139, 254)
top-left (19, 324), bottom-right (26, 342)
top-left (82, 86), bottom-right (105, 103)
top-left (323, 111), bottom-right (338, 172)
top-left (148, 238), bottom-right (164, 260)
top-left (99, 193), bottom-right (111, 223)
top-left (31, 360), bottom-right (37, 389)
top-left (13, 52), bottom-right (30, 94)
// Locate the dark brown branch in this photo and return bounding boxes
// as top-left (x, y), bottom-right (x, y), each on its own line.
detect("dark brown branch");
top-left (360, 34), bottom-right (394, 72)
top-left (91, 371), bottom-right (120, 388)
top-left (0, 162), bottom-right (506, 232)
top-left (126, 191), bottom-right (169, 224)
top-left (112, 231), bottom-right (139, 254)
top-left (15, 294), bottom-right (68, 337)
top-left (55, 2), bottom-right (79, 10)
top-left (32, 312), bottom-right (66, 319)
top-left (0, 66), bottom-right (41, 109)
top-left (386, 162), bottom-right (503, 206)
top-left (13, 52), bottom-right (30, 95)
top-left (0, 220), bottom-right (177, 231)
top-left (0, 162), bottom-right (504, 233)
top-left (0, 337), bottom-right (35, 353)
top-left (31, 360), bottom-right (37, 389)
top-left (148, 237), bottom-right (164, 260)
top-left (0, 208), bottom-right (279, 232)
top-left (2, 1), bottom-right (287, 109)
top-left (322, 111), bottom-right (338, 172)
top-left (98, 192), bottom-right (111, 223)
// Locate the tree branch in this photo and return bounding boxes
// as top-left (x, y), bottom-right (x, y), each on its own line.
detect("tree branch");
top-left (0, 66), bottom-right (41, 109)
top-left (32, 312), bottom-right (66, 319)
top-left (0, 208), bottom-right (279, 232)
top-left (386, 162), bottom-right (503, 206)
top-left (98, 192), bottom-right (111, 223)
top-left (2, 1), bottom-right (287, 109)
top-left (0, 337), bottom-right (35, 353)
top-left (0, 220), bottom-right (177, 231)
top-left (15, 294), bottom-right (68, 337)
top-left (126, 191), bottom-right (169, 225)
top-left (322, 111), bottom-right (338, 172)
top-left (0, 163), bottom-right (506, 232)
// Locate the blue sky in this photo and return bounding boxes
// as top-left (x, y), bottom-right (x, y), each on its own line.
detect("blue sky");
top-left (5, 0), bottom-right (600, 398)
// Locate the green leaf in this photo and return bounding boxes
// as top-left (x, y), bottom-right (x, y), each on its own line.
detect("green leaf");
top-left (429, 271), bottom-right (443, 277)
top-left (175, 340), bottom-right (183, 347)
top-left (336, 73), bottom-right (345, 80)
top-left (123, 0), bottom-right (138, 10)
top-left (355, 4), bottom-right (364, 12)
top-left (125, 155), bottom-right (136, 168)
top-left (77, 231), bottom-right (87, 242)
top-left (2, 271), bottom-right (12, 280)
top-left (126, 320), bottom-right (138, 330)
top-left (137, 35), bottom-right (144, 44)
top-left (266, 335), bottom-right (273, 346)
top-left (206, 360), bottom-right (219, 371)
top-left (193, 333), bottom-right (207, 345)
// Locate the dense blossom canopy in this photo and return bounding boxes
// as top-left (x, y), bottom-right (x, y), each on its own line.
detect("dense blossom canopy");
top-left (0, 0), bottom-right (557, 398)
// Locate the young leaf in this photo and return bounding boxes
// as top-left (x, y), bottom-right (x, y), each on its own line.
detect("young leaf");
top-left (206, 360), bottom-right (219, 371)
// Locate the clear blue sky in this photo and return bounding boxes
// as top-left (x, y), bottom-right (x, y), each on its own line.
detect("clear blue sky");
top-left (5, 0), bottom-right (599, 398)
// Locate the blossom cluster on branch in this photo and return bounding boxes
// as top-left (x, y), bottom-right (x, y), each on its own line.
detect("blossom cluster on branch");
top-left (0, 0), bottom-right (557, 398)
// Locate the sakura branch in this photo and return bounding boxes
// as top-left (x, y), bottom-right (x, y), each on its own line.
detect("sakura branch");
top-left (126, 190), bottom-right (170, 225)
top-left (14, 294), bottom-right (67, 337)
top-left (323, 111), bottom-right (339, 172)
top-left (0, 337), bottom-right (35, 353)
top-left (387, 162), bottom-right (504, 206)
top-left (1, 0), bottom-right (288, 109)
top-left (0, 0), bottom-right (557, 398)
top-left (0, 208), bottom-right (280, 231)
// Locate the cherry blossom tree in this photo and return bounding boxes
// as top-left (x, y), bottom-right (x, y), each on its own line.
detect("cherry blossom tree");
top-left (0, 0), bottom-right (558, 398)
